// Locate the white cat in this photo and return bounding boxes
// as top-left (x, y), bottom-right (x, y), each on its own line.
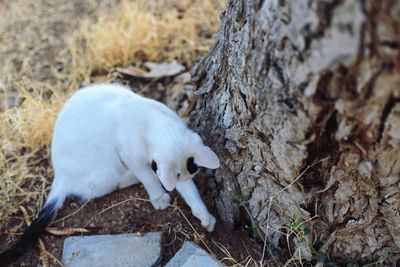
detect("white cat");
top-left (0, 83), bottom-right (219, 266)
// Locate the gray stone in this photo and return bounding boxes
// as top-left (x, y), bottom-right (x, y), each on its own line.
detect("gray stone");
top-left (62, 232), bottom-right (161, 267)
top-left (165, 241), bottom-right (225, 267)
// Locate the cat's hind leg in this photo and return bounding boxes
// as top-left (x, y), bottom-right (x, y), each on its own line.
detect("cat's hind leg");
top-left (118, 170), bottom-right (140, 189)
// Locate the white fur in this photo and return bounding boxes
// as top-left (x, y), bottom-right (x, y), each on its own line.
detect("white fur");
top-left (47, 84), bottom-right (219, 231)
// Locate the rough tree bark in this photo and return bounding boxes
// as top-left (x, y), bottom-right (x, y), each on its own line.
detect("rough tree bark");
top-left (190, 0), bottom-right (400, 264)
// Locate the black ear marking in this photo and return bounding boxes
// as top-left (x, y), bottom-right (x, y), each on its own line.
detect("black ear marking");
top-left (151, 160), bottom-right (158, 173)
top-left (186, 157), bottom-right (199, 174)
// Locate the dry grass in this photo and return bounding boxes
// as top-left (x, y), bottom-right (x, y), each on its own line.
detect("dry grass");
top-left (69, 0), bottom-right (224, 81)
top-left (1, 79), bottom-right (65, 150)
top-left (0, 0), bottom-right (224, 231)
top-left (0, 79), bottom-right (62, 228)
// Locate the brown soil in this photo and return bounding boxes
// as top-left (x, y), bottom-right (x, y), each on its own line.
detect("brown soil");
top-left (1, 165), bottom-right (262, 267)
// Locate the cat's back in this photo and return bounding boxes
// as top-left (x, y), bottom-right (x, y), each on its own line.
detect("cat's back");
top-left (53, 84), bottom-right (136, 144)
top-left (56, 84), bottom-right (144, 124)
top-left (64, 83), bottom-right (136, 109)
top-left (54, 83), bottom-right (185, 139)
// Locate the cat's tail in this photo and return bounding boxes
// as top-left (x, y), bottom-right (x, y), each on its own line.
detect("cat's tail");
top-left (0, 193), bottom-right (64, 266)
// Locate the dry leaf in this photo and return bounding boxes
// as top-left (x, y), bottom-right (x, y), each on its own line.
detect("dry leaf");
top-left (117, 60), bottom-right (185, 80)
top-left (38, 239), bottom-right (50, 267)
top-left (46, 227), bottom-right (100, 236)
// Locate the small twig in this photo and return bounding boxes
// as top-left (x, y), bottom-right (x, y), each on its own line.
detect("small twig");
top-left (174, 206), bottom-right (213, 254)
top-left (212, 241), bottom-right (238, 265)
top-left (297, 215), bottom-right (318, 228)
top-left (241, 204), bottom-right (265, 243)
top-left (46, 249), bottom-right (65, 267)
top-left (285, 233), bottom-right (296, 267)
top-left (52, 200), bottom-right (89, 224)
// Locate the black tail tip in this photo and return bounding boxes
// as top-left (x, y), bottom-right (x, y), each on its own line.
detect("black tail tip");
top-left (0, 201), bottom-right (57, 266)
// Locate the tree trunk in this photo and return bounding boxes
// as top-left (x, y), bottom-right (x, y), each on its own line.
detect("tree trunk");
top-left (190, 0), bottom-right (400, 264)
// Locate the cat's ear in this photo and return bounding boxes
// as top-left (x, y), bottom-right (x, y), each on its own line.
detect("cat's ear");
top-left (157, 163), bottom-right (177, 191)
top-left (194, 145), bottom-right (220, 169)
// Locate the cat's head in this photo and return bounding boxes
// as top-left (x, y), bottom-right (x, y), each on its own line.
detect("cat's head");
top-left (151, 134), bottom-right (220, 191)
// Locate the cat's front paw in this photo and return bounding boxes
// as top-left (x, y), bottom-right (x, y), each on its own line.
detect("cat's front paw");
top-left (201, 213), bottom-right (216, 232)
top-left (151, 193), bottom-right (171, 210)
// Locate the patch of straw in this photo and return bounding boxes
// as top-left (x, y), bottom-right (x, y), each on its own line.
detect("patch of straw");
top-left (69, 0), bottom-right (225, 81)
top-left (0, 77), bottom-right (68, 229)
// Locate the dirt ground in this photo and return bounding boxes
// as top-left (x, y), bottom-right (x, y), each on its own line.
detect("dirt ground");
top-left (2, 172), bottom-right (262, 267)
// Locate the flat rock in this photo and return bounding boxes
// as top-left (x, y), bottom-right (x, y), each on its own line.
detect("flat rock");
top-left (62, 232), bottom-right (161, 267)
top-left (165, 241), bottom-right (225, 267)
